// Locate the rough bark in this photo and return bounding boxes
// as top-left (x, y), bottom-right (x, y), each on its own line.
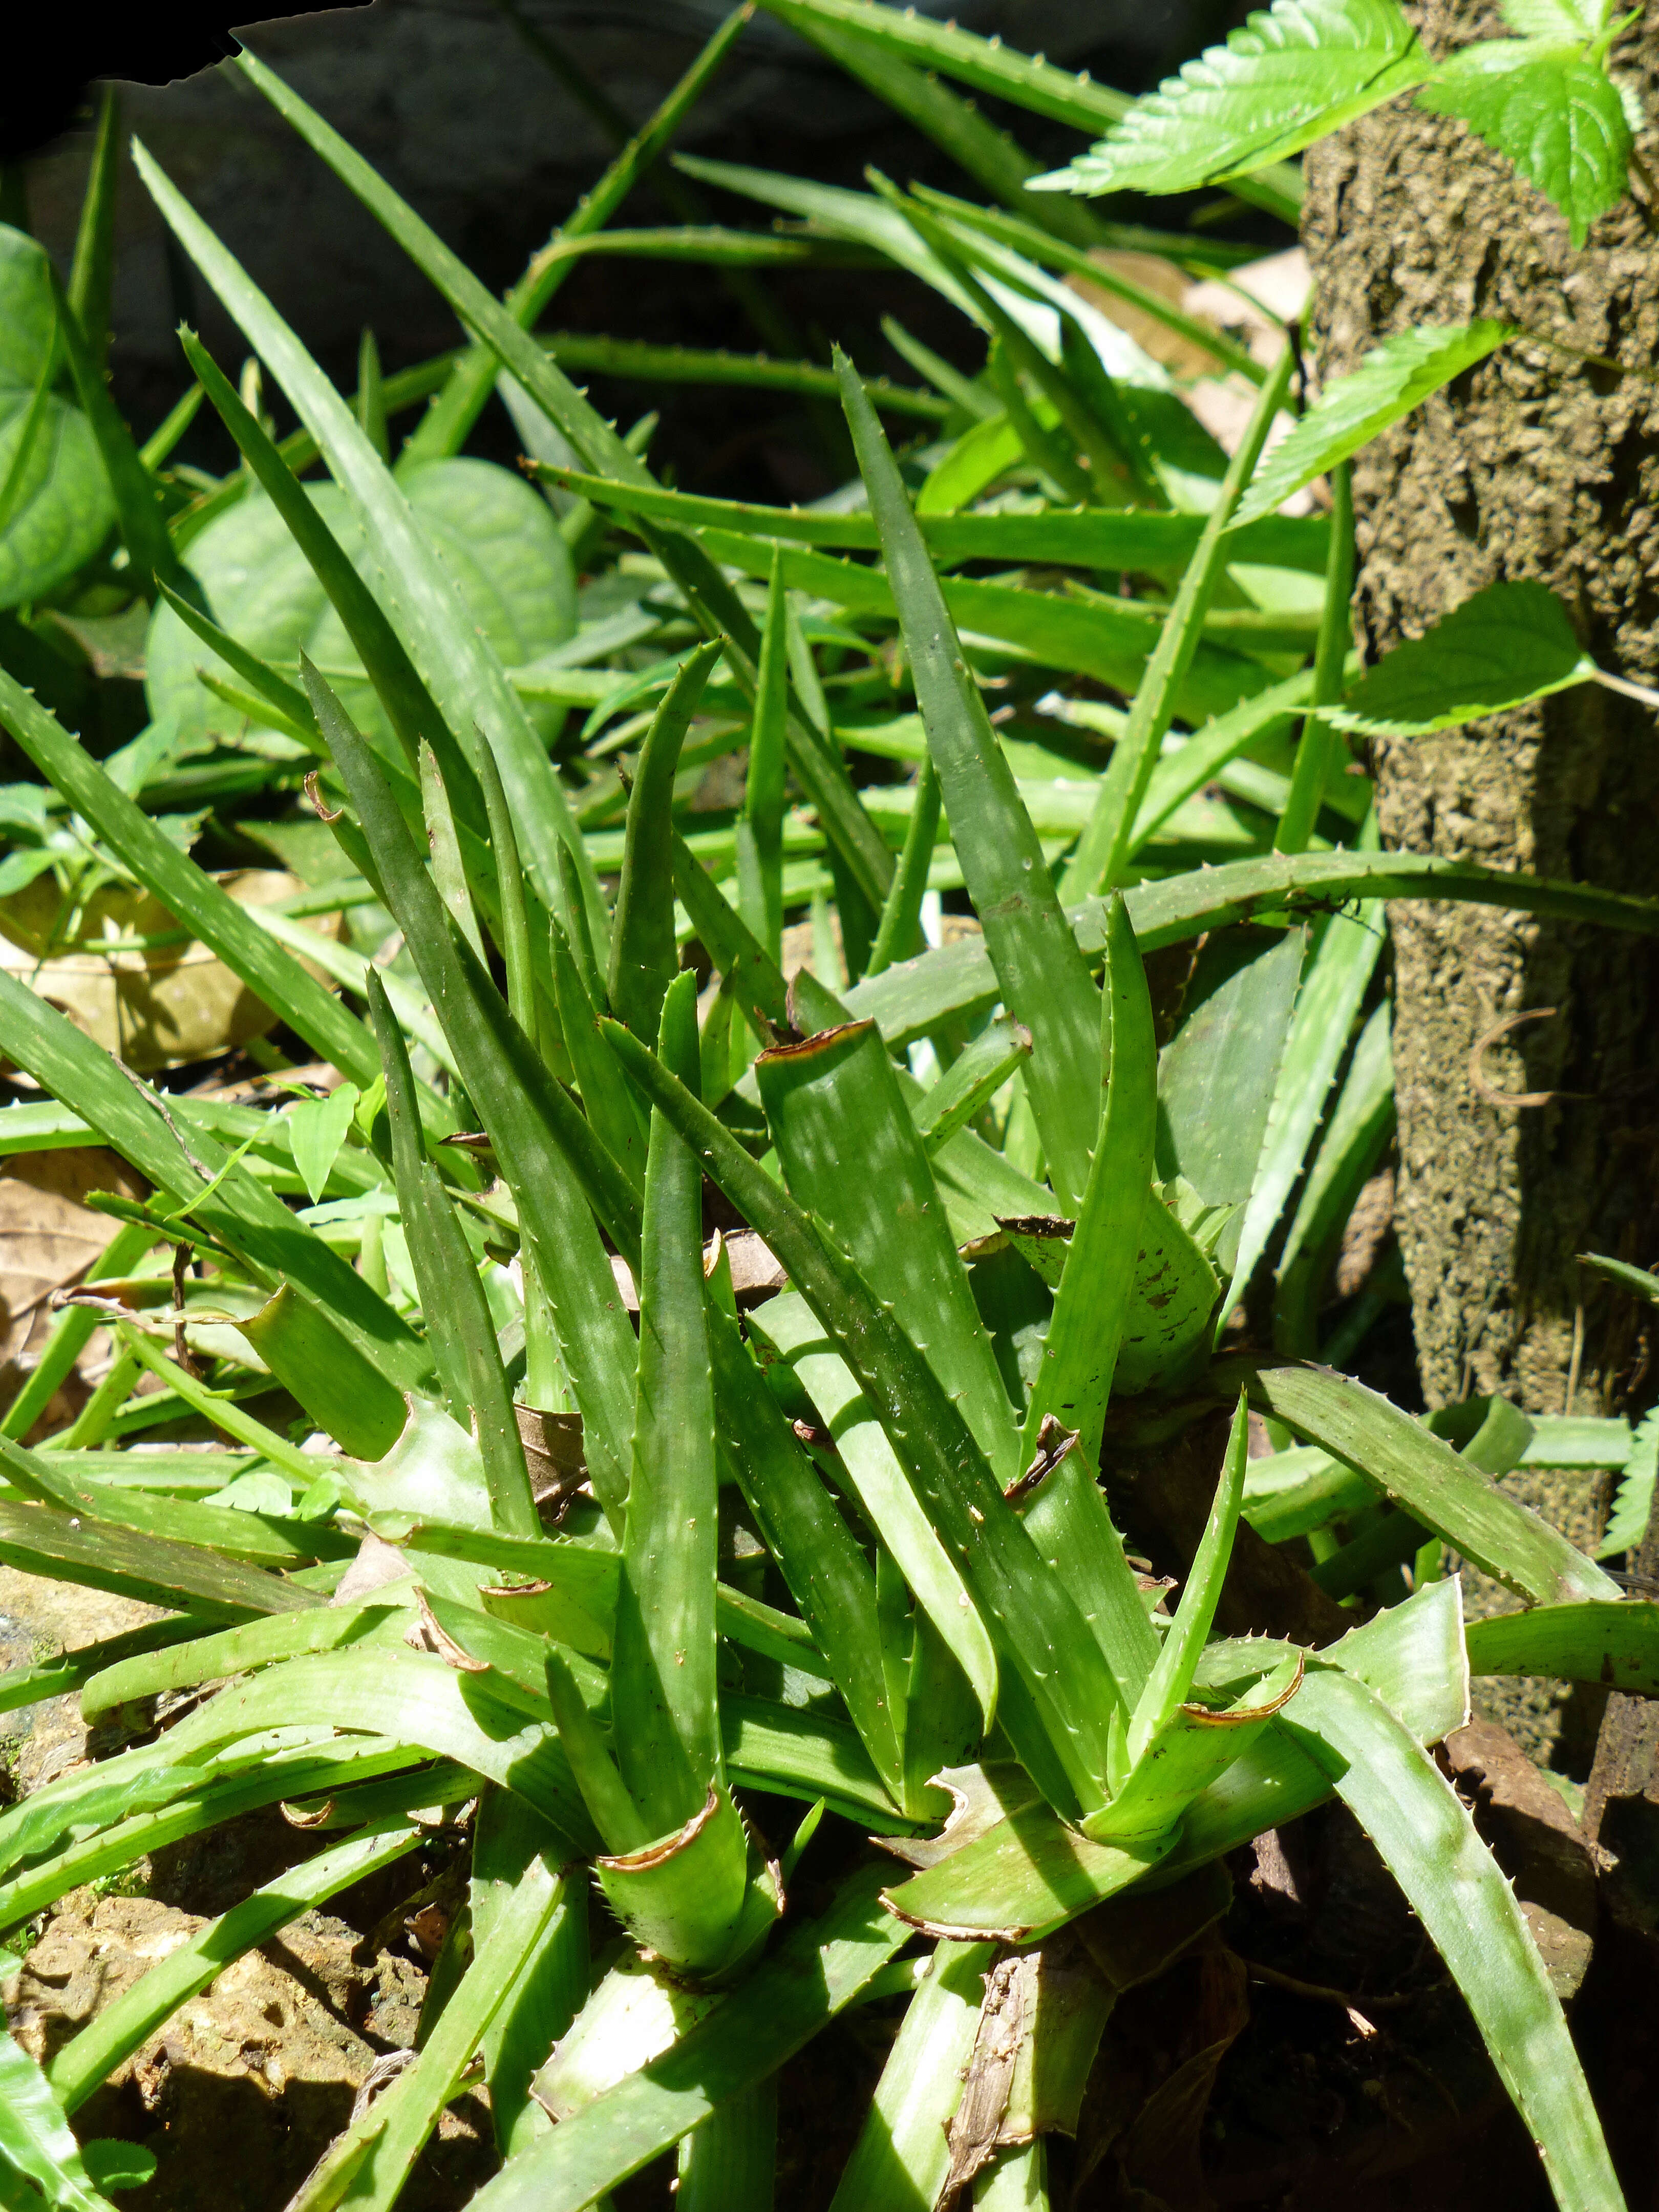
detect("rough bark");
top-left (1302, 5), bottom-right (1659, 1430)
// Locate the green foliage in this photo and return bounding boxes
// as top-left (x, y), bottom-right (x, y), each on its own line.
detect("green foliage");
top-left (0, 11), bottom-right (1650, 2209)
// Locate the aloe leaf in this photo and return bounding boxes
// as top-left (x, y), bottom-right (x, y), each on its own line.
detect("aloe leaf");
top-left (1220, 879), bottom-right (1384, 1326)
top-left (48, 261), bottom-right (178, 595)
top-left (0, 1485), bottom-right (325, 1620)
top-left (0, 667), bottom-right (380, 1085)
top-left (1464, 1600), bottom-right (1659, 1690)
top-left (289, 1853), bottom-right (578, 2212)
top-left (754, 0), bottom-right (1133, 133)
top-left (707, 1311), bottom-right (904, 1798)
top-left (161, 1645), bottom-right (600, 1847)
top-left (750, 1292), bottom-right (998, 1737)
top-left (550, 920), bottom-right (649, 1193)
top-left (469, 1792), bottom-right (589, 2158)
top-left (79, 1602), bottom-right (407, 1719)
top-left (844, 848), bottom-right (1659, 1051)
top-left (175, 329), bottom-right (464, 786)
top-left (0, 2025), bottom-right (125, 2212)
top-left (466, 1866), bottom-right (911, 2212)
top-left (368, 975), bottom-right (540, 1537)
top-left (865, 755), bottom-right (941, 981)
top-left (47, 1823), bottom-right (424, 2114)
top-left (828, 1939), bottom-right (995, 2210)
top-left (603, 1018), bottom-right (1121, 1815)
top-left (1218, 1358), bottom-right (1622, 1605)
top-left (1087, 1647), bottom-right (1304, 1845)
top-left (1002, 1201), bottom-right (1218, 1397)
top-left (756, 1020), bottom-right (1020, 1486)
top-left (1031, 0), bottom-right (1428, 199)
top-left (134, 139), bottom-right (606, 949)
top-left (535, 464), bottom-right (1329, 571)
top-left (406, 6), bottom-right (752, 460)
top-left (1232, 321), bottom-right (1517, 528)
top-left (882, 1799), bottom-right (1173, 1942)
top-left (1125, 1394), bottom-right (1251, 1770)
top-left (836, 351), bottom-right (1102, 1212)
top-left (307, 667), bottom-right (640, 1515)
top-left (609, 640), bottom-right (723, 1040)
top-left (1022, 893), bottom-right (1155, 1470)
top-left (1273, 998), bottom-right (1393, 1351)
top-left (614, 972), bottom-right (724, 1834)
top-left (1282, 1665), bottom-right (1621, 2212)
top-left (1059, 342), bottom-right (1297, 899)
top-left (238, 1281), bottom-right (409, 1459)
top-left (734, 551), bottom-right (789, 963)
top-left (1132, 670), bottom-right (1320, 855)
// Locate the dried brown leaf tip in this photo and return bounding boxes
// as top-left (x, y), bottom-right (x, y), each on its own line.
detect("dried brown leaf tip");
top-left (1005, 1413), bottom-right (1078, 1504)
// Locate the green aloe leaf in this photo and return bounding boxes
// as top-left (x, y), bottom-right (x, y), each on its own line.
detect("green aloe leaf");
top-left (734, 551), bottom-right (789, 964)
top-left (1417, 36), bottom-right (1631, 247)
top-left (609, 641), bottom-right (722, 1040)
top-left (0, 1484), bottom-right (325, 1622)
top-left (1465, 1599), bottom-right (1659, 1690)
top-left (239, 1283), bottom-right (408, 1461)
top-left (550, 920), bottom-right (649, 1194)
top-left (843, 849), bottom-right (1659, 1052)
top-left (827, 1939), bottom-right (995, 2210)
top-left (133, 139), bottom-right (607, 951)
top-left (48, 261), bottom-right (178, 597)
top-left (0, 227), bottom-right (114, 607)
top-left (1273, 998), bottom-right (1393, 1352)
top-left (1220, 877), bottom-right (1384, 1326)
top-left (614, 971), bottom-right (725, 1836)
top-left (1231, 322), bottom-right (1517, 528)
top-left (835, 350), bottom-right (1102, 1213)
top-left (756, 1020), bottom-right (1020, 1486)
top-left (0, 2024), bottom-right (125, 2212)
top-left (603, 1016), bottom-right (1122, 1816)
top-left (306, 666), bottom-right (640, 1515)
top-left (47, 1824), bottom-right (425, 2114)
top-left (1086, 1648), bottom-right (1304, 1845)
top-left (1328, 578), bottom-right (1600, 735)
top-left (465, 1867), bottom-right (911, 2212)
top-left (1217, 1357), bottom-right (1623, 1605)
top-left (1123, 1394), bottom-right (1251, 1772)
top-left (1031, 0), bottom-right (1428, 199)
top-left (1282, 1665), bottom-right (1621, 2212)
top-left (0, 667), bottom-right (380, 1086)
top-left (882, 1798), bottom-right (1173, 1942)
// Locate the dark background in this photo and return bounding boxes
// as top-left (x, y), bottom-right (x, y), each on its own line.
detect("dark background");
top-left (5, 1), bottom-right (1256, 503)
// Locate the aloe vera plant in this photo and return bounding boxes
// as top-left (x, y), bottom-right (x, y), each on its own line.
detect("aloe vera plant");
top-left (0, 8), bottom-right (1652, 2208)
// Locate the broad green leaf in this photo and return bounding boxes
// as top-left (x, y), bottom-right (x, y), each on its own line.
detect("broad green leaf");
top-left (286, 1081), bottom-right (359, 1205)
top-left (1598, 1406), bottom-right (1659, 1558)
top-left (1330, 578), bottom-right (1597, 734)
top-left (1282, 1665), bottom-right (1621, 2212)
top-left (0, 2024), bottom-right (124, 2212)
top-left (1218, 1357), bottom-right (1623, 1605)
top-left (1504, 0), bottom-right (1612, 31)
top-left (1232, 322), bottom-right (1517, 528)
top-left (1221, 882), bottom-right (1383, 1325)
top-left (609, 642), bottom-right (722, 1040)
top-left (0, 227), bottom-right (113, 607)
top-left (843, 848), bottom-right (1659, 1051)
top-left (134, 140), bottom-right (606, 947)
top-left (469, 1867), bottom-right (910, 2212)
top-left (0, 666), bottom-right (381, 1087)
top-left (1031, 0), bottom-right (1429, 198)
top-left (47, 1823), bottom-right (424, 2114)
top-left (756, 1020), bottom-right (1020, 1485)
top-left (1465, 1599), bottom-right (1659, 1688)
top-left (1418, 39), bottom-right (1632, 247)
top-left (147, 458), bottom-right (577, 751)
top-left (604, 1017), bottom-right (1124, 1815)
top-left (836, 351), bottom-right (1102, 1212)
top-left (827, 1939), bottom-right (994, 2212)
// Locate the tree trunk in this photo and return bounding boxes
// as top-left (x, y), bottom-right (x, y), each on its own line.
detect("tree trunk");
top-left (1301, 7), bottom-right (1659, 1788)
